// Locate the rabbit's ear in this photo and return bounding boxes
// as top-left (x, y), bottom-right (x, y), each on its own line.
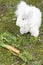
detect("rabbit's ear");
top-left (17, 1), bottom-right (27, 8)
top-left (15, 1), bottom-right (28, 17)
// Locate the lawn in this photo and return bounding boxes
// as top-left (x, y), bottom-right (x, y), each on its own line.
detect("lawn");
top-left (0, 0), bottom-right (43, 65)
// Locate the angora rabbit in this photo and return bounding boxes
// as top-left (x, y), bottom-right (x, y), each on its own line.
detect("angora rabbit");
top-left (15, 1), bottom-right (42, 37)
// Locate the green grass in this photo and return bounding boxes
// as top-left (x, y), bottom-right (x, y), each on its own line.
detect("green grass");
top-left (0, 0), bottom-right (43, 65)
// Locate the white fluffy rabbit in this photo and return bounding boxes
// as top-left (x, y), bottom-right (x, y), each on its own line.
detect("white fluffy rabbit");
top-left (15, 1), bottom-right (42, 37)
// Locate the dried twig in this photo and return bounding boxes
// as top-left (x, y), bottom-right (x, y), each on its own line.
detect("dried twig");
top-left (4, 44), bottom-right (20, 54)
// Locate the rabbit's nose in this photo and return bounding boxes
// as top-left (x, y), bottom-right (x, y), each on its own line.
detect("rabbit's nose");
top-left (16, 21), bottom-right (20, 26)
top-left (16, 22), bottom-right (19, 26)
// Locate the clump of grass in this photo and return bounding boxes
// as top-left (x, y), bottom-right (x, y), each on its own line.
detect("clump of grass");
top-left (0, 31), bottom-right (34, 63)
top-left (0, 31), bottom-right (20, 54)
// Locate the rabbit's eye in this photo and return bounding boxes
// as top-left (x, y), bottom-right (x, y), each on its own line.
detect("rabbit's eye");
top-left (22, 18), bottom-right (25, 20)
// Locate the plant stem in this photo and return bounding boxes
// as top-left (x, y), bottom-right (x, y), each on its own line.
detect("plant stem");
top-left (4, 44), bottom-right (20, 54)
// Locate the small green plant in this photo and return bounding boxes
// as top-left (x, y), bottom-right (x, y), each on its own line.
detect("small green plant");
top-left (0, 31), bottom-right (20, 54)
top-left (0, 31), bottom-right (34, 63)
